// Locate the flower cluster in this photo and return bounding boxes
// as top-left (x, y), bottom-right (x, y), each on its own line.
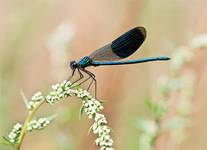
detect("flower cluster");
top-left (27, 92), bottom-right (44, 110)
top-left (170, 46), bottom-right (193, 72)
top-left (80, 91), bottom-right (103, 118)
top-left (93, 114), bottom-right (114, 150)
top-left (75, 90), bottom-right (114, 150)
top-left (137, 118), bottom-right (158, 150)
top-left (27, 117), bottom-right (53, 132)
top-left (45, 80), bottom-right (72, 104)
top-left (7, 123), bottom-right (22, 144)
top-left (46, 82), bottom-right (114, 149)
top-left (31, 92), bottom-right (44, 102)
top-left (5, 80), bottom-right (114, 150)
top-left (191, 34), bottom-right (207, 49)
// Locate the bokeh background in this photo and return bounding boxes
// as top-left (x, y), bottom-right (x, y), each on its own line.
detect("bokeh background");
top-left (0, 0), bottom-right (207, 150)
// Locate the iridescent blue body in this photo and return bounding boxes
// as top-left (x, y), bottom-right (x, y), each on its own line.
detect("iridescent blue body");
top-left (77, 56), bottom-right (169, 67)
top-left (68, 26), bottom-right (170, 98)
top-left (91, 56), bottom-right (169, 66)
top-left (78, 56), bottom-right (91, 68)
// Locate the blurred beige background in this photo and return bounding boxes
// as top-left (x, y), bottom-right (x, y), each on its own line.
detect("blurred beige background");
top-left (0, 0), bottom-right (207, 150)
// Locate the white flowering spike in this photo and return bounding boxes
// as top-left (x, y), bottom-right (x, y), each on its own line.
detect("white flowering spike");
top-left (191, 34), bottom-right (207, 49)
top-left (31, 92), bottom-right (44, 102)
top-left (46, 80), bottom-right (114, 149)
top-left (7, 123), bottom-right (23, 144)
top-left (6, 80), bottom-right (114, 149)
top-left (170, 46), bottom-right (193, 72)
top-left (77, 90), bottom-right (114, 149)
top-left (27, 117), bottom-right (54, 132)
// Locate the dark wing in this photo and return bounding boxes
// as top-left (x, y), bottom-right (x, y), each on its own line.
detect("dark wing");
top-left (89, 26), bottom-right (146, 61)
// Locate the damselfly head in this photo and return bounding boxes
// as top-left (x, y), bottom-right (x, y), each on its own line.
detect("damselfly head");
top-left (70, 61), bottom-right (78, 70)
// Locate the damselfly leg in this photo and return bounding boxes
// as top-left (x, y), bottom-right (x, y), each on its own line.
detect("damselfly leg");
top-left (82, 69), bottom-right (97, 98)
top-left (67, 68), bottom-right (97, 98)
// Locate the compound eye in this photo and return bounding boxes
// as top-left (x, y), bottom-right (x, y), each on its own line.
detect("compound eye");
top-left (70, 61), bottom-right (77, 70)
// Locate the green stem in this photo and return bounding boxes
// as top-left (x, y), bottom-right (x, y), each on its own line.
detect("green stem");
top-left (16, 100), bottom-right (45, 150)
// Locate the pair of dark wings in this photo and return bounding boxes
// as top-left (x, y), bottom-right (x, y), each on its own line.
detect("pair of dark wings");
top-left (89, 26), bottom-right (146, 62)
